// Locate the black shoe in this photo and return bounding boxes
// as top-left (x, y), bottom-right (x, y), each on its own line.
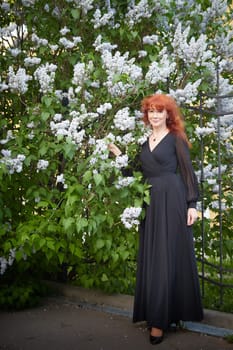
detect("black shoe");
top-left (149, 334), bottom-right (164, 345)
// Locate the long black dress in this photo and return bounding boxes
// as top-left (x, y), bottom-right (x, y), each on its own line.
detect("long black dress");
top-left (132, 132), bottom-right (203, 330)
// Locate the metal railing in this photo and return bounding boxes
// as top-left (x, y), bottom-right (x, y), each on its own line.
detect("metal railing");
top-left (183, 65), bottom-right (233, 308)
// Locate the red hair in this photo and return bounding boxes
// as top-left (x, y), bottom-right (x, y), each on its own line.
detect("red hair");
top-left (141, 94), bottom-right (190, 145)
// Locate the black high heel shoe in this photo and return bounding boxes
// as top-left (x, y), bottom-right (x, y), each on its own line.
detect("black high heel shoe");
top-left (149, 333), bottom-right (164, 345)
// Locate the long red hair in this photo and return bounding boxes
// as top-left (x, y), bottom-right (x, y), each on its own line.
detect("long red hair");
top-left (141, 94), bottom-right (190, 146)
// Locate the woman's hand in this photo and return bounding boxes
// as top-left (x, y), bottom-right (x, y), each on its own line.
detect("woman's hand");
top-left (187, 208), bottom-right (198, 226)
top-left (108, 143), bottom-right (122, 157)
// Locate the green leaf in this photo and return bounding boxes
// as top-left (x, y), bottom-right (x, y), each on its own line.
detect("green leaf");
top-left (63, 142), bottom-right (75, 159)
top-left (71, 8), bottom-right (80, 19)
top-left (95, 238), bottom-right (105, 250)
top-left (63, 217), bottom-right (75, 232)
top-left (101, 273), bottom-right (108, 282)
top-left (36, 201), bottom-right (49, 208)
top-left (39, 238), bottom-right (46, 249)
top-left (69, 243), bottom-right (75, 254)
top-left (43, 97), bottom-right (53, 107)
top-left (41, 112), bottom-right (50, 121)
top-left (76, 217), bottom-right (88, 233)
top-left (46, 239), bottom-right (55, 250)
top-left (83, 170), bottom-right (92, 183)
top-left (58, 252), bottom-right (64, 264)
top-left (94, 173), bottom-right (103, 186)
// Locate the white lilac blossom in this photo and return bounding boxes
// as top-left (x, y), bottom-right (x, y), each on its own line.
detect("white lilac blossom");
top-left (37, 159), bottom-right (49, 171)
top-left (0, 257), bottom-right (7, 275)
top-left (59, 37), bottom-right (75, 49)
top-left (44, 3), bottom-right (50, 12)
top-left (49, 44), bottom-right (59, 51)
top-left (105, 81), bottom-right (132, 97)
top-left (53, 113), bottom-right (63, 122)
top-left (93, 35), bottom-right (118, 53)
top-left (203, 99), bottom-right (216, 109)
top-left (122, 132), bottom-right (135, 145)
top-left (50, 113), bottom-right (87, 146)
top-left (60, 26), bottom-right (70, 35)
top-left (22, 0), bottom-right (36, 6)
top-left (114, 107), bottom-right (135, 131)
top-left (8, 66), bottom-right (32, 94)
top-left (92, 138), bottom-right (109, 160)
top-left (138, 50), bottom-right (147, 58)
top-left (137, 127), bottom-right (151, 145)
top-left (90, 81), bottom-right (100, 88)
top-left (115, 176), bottom-right (135, 189)
top-left (71, 0), bottom-right (94, 15)
top-left (120, 207), bottom-right (142, 229)
top-left (31, 33), bottom-right (48, 47)
top-left (96, 102), bottom-right (112, 115)
top-left (72, 62), bottom-right (90, 86)
top-left (207, 179), bottom-right (217, 185)
top-left (50, 120), bottom-right (69, 136)
top-left (91, 9), bottom-right (115, 29)
top-left (219, 59), bottom-right (233, 74)
top-left (125, 0), bottom-right (151, 27)
top-left (0, 22), bottom-right (17, 38)
top-left (195, 126), bottom-right (215, 139)
top-left (203, 0), bottom-right (228, 23)
top-left (169, 79), bottom-right (202, 104)
top-left (111, 154), bottom-right (129, 169)
top-left (214, 31), bottom-right (233, 58)
top-left (1, 2), bottom-right (10, 11)
top-left (28, 131), bottom-right (35, 140)
top-left (105, 132), bottom-right (115, 143)
top-left (145, 50), bottom-right (176, 84)
top-left (84, 90), bottom-right (93, 102)
top-left (0, 130), bottom-right (14, 145)
top-left (195, 164), bottom-right (227, 184)
top-left (0, 150), bottom-right (25, 174)
top-left (55, 88), bottom-right (77, 104)
top-left (1, 149), bottom-right (11, 158)
top-left (24, 57), bottom-right (41, 67)
top-left (0, 249), bottom-right (15, 275)
top-left (101, 50), bottom-right (143, 96)
top-left (211, 200), bottom-right (227, 211)
top-left (59, 36), bottom-right (81, 49)
top-left (34, 63), bottom-right (57, 93)
top-left (143, 35), bottom-right (159, 45)
top-left (52, 6), bottom-right (61, 18)
top-left (8, 48), bottom-right (21, 57)
top-left (172, 23), bottom-right (212, 65)
top-left (56, 173), bottom-right (68, 188)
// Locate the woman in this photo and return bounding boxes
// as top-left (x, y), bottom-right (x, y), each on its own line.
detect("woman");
top-left (109, 94), bottom-right (203, 345)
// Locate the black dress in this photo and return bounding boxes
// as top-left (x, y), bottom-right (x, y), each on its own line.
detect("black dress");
top-left (132, 132), bottom-right (203, 330)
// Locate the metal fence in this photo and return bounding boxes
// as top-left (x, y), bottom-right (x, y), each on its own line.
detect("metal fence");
top-left (183, 65), bottom-right (233, 308)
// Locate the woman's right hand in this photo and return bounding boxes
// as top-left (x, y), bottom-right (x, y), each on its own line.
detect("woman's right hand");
top-left (108, 143), bottom-right (122, 157)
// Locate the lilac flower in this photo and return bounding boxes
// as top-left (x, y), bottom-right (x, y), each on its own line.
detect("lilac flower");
top-left (34, 63), bottom-right (57, 93)
top-left (120, 207), bottom-right (142, 229)
top-left (114, 107), bottom-right (135, 131)
top-left (115, 176), bottom-right (135, 189)
top-left (8, 66), bottom-right (32, 94)
top-left (37, 159), bottom-right (49, 171)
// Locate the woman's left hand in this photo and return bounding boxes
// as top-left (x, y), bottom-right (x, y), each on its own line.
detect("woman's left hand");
top-left (187, 208), bottom-right (198, 226)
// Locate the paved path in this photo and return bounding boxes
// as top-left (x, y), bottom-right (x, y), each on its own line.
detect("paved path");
top-left (0, 298), bottom-right (232, 350)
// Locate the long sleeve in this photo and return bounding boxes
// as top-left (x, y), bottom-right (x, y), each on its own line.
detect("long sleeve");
top-left (175, 136), bottom-right (199, 208)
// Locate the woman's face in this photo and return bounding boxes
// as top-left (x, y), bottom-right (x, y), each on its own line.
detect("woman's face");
top-left (147, 109), bottom-right (168, 129)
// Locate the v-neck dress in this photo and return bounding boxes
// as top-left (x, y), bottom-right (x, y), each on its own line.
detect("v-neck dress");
top-left (132, 132), bottom-right (203, 330)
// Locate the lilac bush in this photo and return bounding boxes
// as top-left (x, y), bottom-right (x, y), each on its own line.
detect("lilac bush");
top-left (0, 0), bottom-right (232, 293)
